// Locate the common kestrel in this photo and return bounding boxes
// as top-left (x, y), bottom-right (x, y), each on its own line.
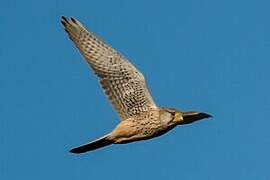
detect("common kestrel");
top-left (61, 16), bottom-right (211, 153)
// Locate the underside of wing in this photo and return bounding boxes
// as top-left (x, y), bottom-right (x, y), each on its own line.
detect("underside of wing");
top-left (61, 17), bottom-right (157, 120)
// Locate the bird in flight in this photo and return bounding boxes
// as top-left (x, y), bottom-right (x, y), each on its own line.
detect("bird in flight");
top-left (61, 16), bottom-right (212, 153)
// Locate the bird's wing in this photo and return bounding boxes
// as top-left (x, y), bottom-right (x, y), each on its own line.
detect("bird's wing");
top-left (61, 17), bottom-right (157, 120)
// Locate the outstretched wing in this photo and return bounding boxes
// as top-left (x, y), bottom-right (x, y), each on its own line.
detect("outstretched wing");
top-left (61, 17), bottom-right (157, 120)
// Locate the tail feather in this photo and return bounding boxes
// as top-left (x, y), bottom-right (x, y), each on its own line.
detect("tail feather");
top-left (70, 134), bottom-right (113, 153)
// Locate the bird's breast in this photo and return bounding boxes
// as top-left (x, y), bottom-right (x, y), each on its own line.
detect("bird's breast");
top-left (109, 114), bottom-right (171, 144)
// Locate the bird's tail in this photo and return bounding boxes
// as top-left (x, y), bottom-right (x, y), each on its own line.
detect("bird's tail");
top-left (70, 134), bottom-right (113, 153)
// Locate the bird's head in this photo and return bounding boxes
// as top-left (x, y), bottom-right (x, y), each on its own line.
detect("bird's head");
top-left (162, 108), bottom-right (212, 126)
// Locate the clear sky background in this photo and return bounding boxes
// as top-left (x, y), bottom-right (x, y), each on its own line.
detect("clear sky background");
top-left (1, 0), bottom-right (270, 179)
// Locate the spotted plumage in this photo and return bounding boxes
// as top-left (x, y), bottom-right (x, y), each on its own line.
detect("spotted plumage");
top-left (61, 17), bottom-right (212, 153)
top-left (61, 17), bottom-right (156, 120)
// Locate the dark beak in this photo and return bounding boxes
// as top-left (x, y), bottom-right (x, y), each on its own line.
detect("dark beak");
top-left (180, 112), bottom-right (212, 125)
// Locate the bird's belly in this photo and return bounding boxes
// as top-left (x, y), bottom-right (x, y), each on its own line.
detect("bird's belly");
top-left (112, 122), bottom-right (175, 144)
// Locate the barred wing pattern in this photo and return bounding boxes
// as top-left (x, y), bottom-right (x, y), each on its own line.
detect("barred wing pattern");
top-left (61, 17), bottom-right (157, 120)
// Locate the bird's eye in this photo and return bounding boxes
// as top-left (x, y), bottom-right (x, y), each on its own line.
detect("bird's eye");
top-left (168, 111), bottom-right (175, 118)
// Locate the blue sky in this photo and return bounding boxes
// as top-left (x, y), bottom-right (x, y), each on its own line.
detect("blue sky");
top-left (1, 0), bottom-right (270, 179)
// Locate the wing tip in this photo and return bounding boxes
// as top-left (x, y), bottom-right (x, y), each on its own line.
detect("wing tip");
top-left (60, 16), bottom-right (69, 29)
top-left (70, 17), bottom-right (78, 24)
top-left (61, 16), bottom-right (68, 22)
top-left (61, 16), bottom-right (79, 24)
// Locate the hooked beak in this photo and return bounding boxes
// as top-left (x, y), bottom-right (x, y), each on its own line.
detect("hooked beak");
top-left (180, 111), bottom-right (212, 125)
